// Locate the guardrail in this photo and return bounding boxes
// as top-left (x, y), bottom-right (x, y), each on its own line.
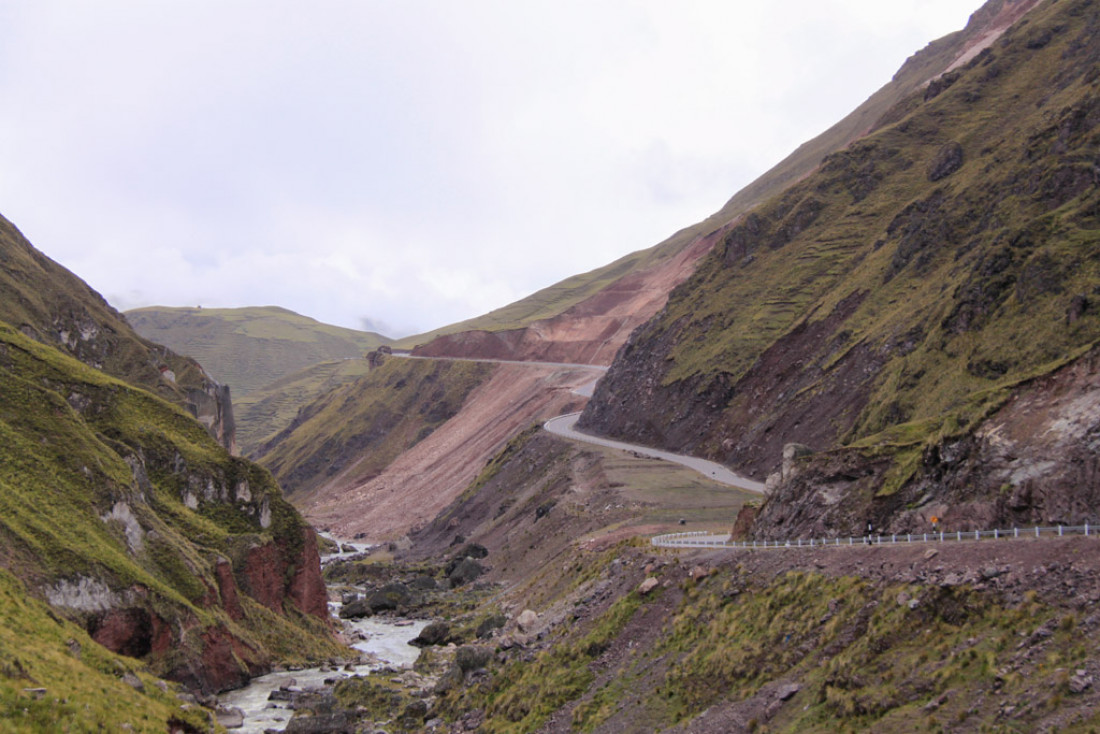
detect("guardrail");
top-left (652, 524), bottom-right (1099, 550)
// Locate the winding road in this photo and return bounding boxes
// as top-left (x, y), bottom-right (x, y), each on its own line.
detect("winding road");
top-left (543, 413), bottom-right (765, 493)
top-left (392, 352), bottom-right (765, 493)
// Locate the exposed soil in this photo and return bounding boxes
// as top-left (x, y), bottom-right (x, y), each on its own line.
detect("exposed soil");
top-left (412, 228), bottom-right (724, 366)
top-left (304, 364), bottom-right (597, 541)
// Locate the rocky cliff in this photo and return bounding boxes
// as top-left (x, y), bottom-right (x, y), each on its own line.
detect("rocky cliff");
top-left (0, 215), bottom-right (237, 452)
top-left (581, 0), bottom-right (1098, 534)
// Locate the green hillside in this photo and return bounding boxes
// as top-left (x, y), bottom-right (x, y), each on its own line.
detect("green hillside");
top-left (0, 318), bottom-right (341, 695)
top-left (255, 357), bottom-right (492, 501)
top-left (126, 305), bottom-right (389, 396)
top-left (582, 0), bottom-right (1100, 487)
top-left (0, 215), bottom-right (235, 449)
top-left (235, 357), bottom-right (373, 454)
top-left (0, 567), bottom-right (216, 732)
top-left (395, 3), bottom-right (1005, 351)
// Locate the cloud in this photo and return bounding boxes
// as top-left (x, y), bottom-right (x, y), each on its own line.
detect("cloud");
top-left (0, 1), bottom-right (984, 336)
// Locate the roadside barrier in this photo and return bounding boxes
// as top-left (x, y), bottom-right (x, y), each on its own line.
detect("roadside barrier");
top-left (652, 524), bottom-right (1097, 550)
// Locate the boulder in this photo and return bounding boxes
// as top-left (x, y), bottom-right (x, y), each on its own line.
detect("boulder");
top-left (638, 577), bottom-right (660, 595)
top-left (410, 621), bottom-right (452, 648)
top-left (447, 559), bottom-right (484, 588)
top-left (516, 609), bottom-right (539, 633)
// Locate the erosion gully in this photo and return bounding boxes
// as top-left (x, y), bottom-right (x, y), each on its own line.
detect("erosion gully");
top-left (215, 536), bottom-right (431, 733)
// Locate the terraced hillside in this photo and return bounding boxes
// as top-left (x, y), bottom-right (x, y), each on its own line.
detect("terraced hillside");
top-left (581, 0), bottom-right (1100, 537)
top-left (127, 305), bottom-right (389, 396)
top-left (400, 0), bottom-right (1041, 365)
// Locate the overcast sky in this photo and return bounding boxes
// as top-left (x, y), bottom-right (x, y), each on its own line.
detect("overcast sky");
top-left (0, 1), bottom-right (984, 337)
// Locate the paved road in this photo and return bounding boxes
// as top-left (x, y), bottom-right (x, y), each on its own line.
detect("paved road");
top-left (544, 413), bottom-right (765, 493)
top-left (390, 352), bottom-right (763, 493)
top-left (392, 353), bottom-right (609, 372)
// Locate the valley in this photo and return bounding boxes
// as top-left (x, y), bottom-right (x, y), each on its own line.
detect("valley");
top-left (3, 0), bottom-right (1100, 731)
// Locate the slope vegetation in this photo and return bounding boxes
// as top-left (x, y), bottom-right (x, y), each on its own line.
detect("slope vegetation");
top-left (0, 322), bottom-right (340, 695)
top-left (581, 0), bottom-right (1099, 522)
top-left (0, 215), bottom-right (235, 451)
top-left (127, 305), bottom-right (389, 396)
top-left (400, 0), bottom-right (1040, 365)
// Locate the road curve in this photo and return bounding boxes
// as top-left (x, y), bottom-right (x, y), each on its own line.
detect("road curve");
top-left (544, 413), bottom-right (765, 494)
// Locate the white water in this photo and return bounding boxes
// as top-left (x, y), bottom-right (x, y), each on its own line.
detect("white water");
top-left (217, 541), bottom-right (429, 732)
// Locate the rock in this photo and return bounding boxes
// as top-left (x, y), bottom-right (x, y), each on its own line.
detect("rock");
top-left (120, 671), bottom-right (144, 692)
top-left (455, 645), bottom-right (493, 672)
top-left (981, 565), bottom-right (1004, 580)
top-left (688, 565), bottom-right (710, 581)
top-left (448, 559), bottom-right (485, 588)
top-left (777, 683), bottom-right (801, 701)
top-left (339, 598), bottom-right (373, 619)
top-left (638, 577), bottom-right (660, 595)
top-left (367, 582), bottom-right (414, 612)
top-left (215, 706), bottom-right (245, 729)
top-left (1070, 674), bottom-right (1093, 694)
top-left (908, 599), bottom-right (920, 611)
top-left (896, 592), bottom-right (911, 606)
top-left (409, 574), bottom-right (438, 591)
top-left (411, 621), bottom-right (452, 648)
top-left (924, 549), bottom-right (939, 561)
top-left (516, 609), bottom-right (539, 633)
top-left (781, 443), bottom-right (814, 482)
top-left (928, 141), bottom-right (964, 181)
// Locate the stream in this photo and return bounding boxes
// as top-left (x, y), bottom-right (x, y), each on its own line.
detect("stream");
top-left (216, 538), bottom-right (431, 732)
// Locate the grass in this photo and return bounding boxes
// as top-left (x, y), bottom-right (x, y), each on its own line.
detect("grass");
top-left (591, 0), bottom-right (1100, 489)
top-left (126, 305), bottom-right (389, 397)
top-left (256, 356), bottom-right (493, 499)
top-left (0, 567), bottom-right (215, 732)
top-left (0, 322), bottom-right (340, 688)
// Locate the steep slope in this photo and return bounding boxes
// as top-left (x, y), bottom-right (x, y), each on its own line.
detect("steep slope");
top-left (0, 320), bottom-right (339, 694)
top-left (0, 215), bottom-right (236, 451)
top-left (0, 567), bottom-right (217, 731)
top-left (400, 0), bottom-right (1042, 366)
top-left (234, 357), bottom-right (373, 454)
top-left (581, 0), bottom-right (1099, 530)
top-left (126, 305), bottom-right (389, 396)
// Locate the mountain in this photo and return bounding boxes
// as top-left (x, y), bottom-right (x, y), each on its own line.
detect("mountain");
top-left (126, 305), bottom-right (390, 396)
top-left (0, 216), bottom-right (236, 451)
top-left (398, 0), bottom-right (1042, 367)
top-left (0, 223), bottom-right (341, 711)
top-left (579, 0), bottom-right (1098, 537)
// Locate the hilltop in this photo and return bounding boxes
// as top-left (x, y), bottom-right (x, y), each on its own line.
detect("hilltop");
top-left (126, 305), bottom-right (390, 396)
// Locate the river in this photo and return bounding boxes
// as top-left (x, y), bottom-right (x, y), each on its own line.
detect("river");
top-left (216, 539), bottom-right (430, 732)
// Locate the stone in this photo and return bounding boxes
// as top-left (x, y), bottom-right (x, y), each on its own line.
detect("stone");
top-left (924, 548), bottom-right (939, 561)
top-left (928, 141), bottom-right (964, 181)
top-left (121, 671), bottom-right (144, 692)
top-left (1070, 674), bottom-right (1093, 694)
top-left (215, 706), bottom-right (245, 729)
top-left (896, 592), bottom-right (910, 606)
top-left (688, 565), bottom-right (710, 581)
top-left (776, 683), bottom-right (801, 701)
top-left (638, 577), bottom-right (660, 595)
top-left (411, 621), bottom-right (452, 648)
top-left (448, 559), bottom-right (485, 588)
top-left (516, 609), bottom-right (539, 633)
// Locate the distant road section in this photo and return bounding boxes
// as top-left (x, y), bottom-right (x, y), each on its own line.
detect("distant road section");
top-left (393, 353), bottom-right (609, 372)
top-left (544, 412), bottom-right (765, 494)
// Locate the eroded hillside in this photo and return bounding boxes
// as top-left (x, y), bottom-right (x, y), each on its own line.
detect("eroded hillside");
top-left (0, 215), bottom-right (237, 451)
top-left (580, 0), bottom-right (1100, 535)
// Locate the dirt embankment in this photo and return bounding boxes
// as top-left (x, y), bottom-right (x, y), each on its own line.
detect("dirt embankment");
top-left (304, 364), bottom-right (597, 541)
top-left (412, 227), bottom-right (723, 366)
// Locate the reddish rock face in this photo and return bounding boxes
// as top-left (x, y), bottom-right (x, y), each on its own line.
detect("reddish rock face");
top-left (289, 526), bottom-right (329, 620)
top-left (239, 526), bottom-right (328, 619)
top-left (91, 607), bottom-right (153, 658)
top-left (215, 558), bottom-right (244, 621)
